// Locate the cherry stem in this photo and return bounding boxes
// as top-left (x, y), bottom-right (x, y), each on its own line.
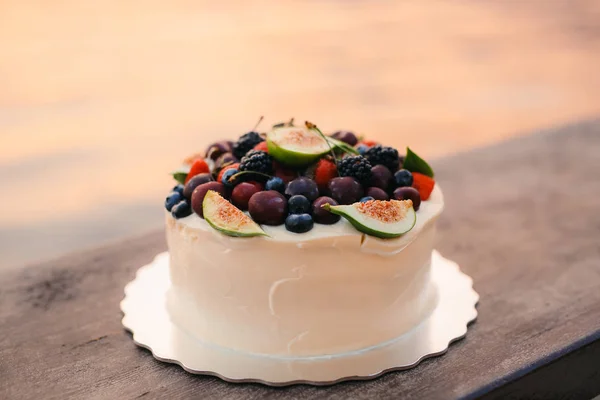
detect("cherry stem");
top-left (305, 121), bottom-right (339, 172)
top-left (252, 116), bottom-right (264, 131)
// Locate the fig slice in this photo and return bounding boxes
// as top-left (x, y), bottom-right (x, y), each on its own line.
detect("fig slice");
top-left (323, 199), bottom-right (416, 238)
top-left (203, 190), bottom-right (268, 237)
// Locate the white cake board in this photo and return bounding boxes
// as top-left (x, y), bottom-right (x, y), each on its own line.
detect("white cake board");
top-left (121, 250), bottom-right (479, 386)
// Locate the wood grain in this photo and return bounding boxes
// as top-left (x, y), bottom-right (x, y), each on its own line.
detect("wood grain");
top-left (2, 121), bottom-right (600, 399)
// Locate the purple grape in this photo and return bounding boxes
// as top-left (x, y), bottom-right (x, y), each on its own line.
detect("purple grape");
top-left (312, 196), bottom-right (341, 224)
top-left (328, 177), bottom-right (364, 205)
top-left (370, 165), bottom-right (392, 190)
top-left (231, 182), bottom-right (261, 211)
top-left (183, 173), bottom-right (214, 199)
top-left (393, 186), bottom-right (422, 211)
top-left (191, 182), bottom-right (227, 218)
top-left (331, 131), bottom-right (358, 146)
top-left (205, 141), bottom-right (232, 161)
top-left (366, 187), bottom-right (390, 201)
top-left (214, 152), bottom-right (239, 171)
top-left (285, 177), bottom-right (319, 201)
top-left (248, 191), bottom-right (288, 225)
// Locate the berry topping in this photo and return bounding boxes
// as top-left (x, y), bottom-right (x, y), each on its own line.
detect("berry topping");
top-left (285, 213), bottom-right (314, 233)
top-left (393, 186), bottom-right (422, 211)
top-left (185, 158), bottom-right (210, 184)
top-left (214, 152), bottom-right (239, 171)
top-left (233, 131), bottom-right (265, 159)
top-left (365, 187), bottom-right (390, 201)
top-left (313, 159), bottom-right (338, 192)
top-left (265, 177), bottom-right (285, 193)
top-left (411, 172), bottom-right (435, 201)
top-left (205, 141), bottom-right (232, 161)
top-left (328, 176), bottom-right (365, 204)
top-left (191, 182), bottom-right (228, 218)
top-left (337, 156), bottom-right (372, 186)
top-left (330, 131), bottom-right (358, 146)
top-left (253, 141), bottom-right (269, 153)
top-left (172, 184), bottom-right (184, 196)
top-left (221, 168), bottom-right (239, 188)
top-left (239, 150), bottom-right (274, 175)
top-left (272, 161), bottom-right (297, 184)
top-left (285, 177), bottom-right (320, 201)
top-left (365, 145), bottom-right (401, 172)
top-left (356, 144), bottom-right (369, 155)
top-left (328, 177), bottom-right (364, 205)
top-left (288, 195), bottom-right (311, 214)
top-left (248, 191), bottom-right (288, 225)
top-left (184, 173), bottom-right (214, 199)
top-left (312, 196), bottom-right (341, 224)
top-left (370, 164), bottom-right (393, 190)
top-left (165, 191), bottom-right (182, 211)
top-left (358, 140), bottom-right (378, 148)
top-left (394, 169), bottom-right (414, 188)
top-left (171, 200), bottom-right (192, 219)
top-left (231, 182), bottom-right (262, 211)
top-left (360, 196), bottom-right (375, 203)
top-left (216, 163), bottom-right (240, 183)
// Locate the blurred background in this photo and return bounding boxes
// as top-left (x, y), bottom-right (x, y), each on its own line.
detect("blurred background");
top-left (1, 1), bottom-right (599, 270)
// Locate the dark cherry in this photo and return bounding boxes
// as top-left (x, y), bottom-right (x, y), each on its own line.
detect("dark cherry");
top-left (312, 196), bottom-right (341, 224)
top-left (331, 131), bottom-right (358, 146)
top-left (205, 141), bottom-right (232, 161)
top-left (366, 187), bottom-right (390, 201)
top-left (231, 182), bottom-right (261, 211)
top-left (285, 177), bottom-right (319, 201)
top-left (191, 182), bottom-right (227, 218)
top-left (328, 177), bottom-right (364, 205)
top-left (393, 186), bottom-right (422, 211)
top-left (214, 152), bottom-right (239, 171)
top-left (370, 165), bottom-right (393, 190)
top-left (248, 191), bottom-right (288, 225)
top-left (183, 173), bottom-right (214, 199)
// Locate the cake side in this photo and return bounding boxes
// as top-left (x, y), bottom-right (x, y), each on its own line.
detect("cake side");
top-left (166, 185), bottom-right (443, 357)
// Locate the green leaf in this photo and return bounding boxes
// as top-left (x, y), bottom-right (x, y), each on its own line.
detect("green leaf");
top-left (403, 147), bottom-right (434, 177)
top-left (327, 137), bottom-right (360, 155)
top-left (171, 166), bottom-right (190, 184)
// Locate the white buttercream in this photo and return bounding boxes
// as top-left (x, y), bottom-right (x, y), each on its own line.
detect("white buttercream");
top-left (166, 185), bottom-right (444, 357)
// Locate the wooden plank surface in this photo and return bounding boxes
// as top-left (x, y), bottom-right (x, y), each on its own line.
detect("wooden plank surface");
top-left (2, 121), bottom-right (600, 399)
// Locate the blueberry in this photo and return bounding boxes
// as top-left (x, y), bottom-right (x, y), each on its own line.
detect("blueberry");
top-left (356, 144), bottom-right (369, 156)
top-left (165, 191), bottom-right (182, 211)
top-left (265, 177), bottom-right (285, 193)
top-left (171, 200), bottom-right (192, 219)
top-left (221, 169), bottom-right (239, 188)
top-left (285, 213), bottom-right (314, 233)
top-left (360, 196), bottom-right (375, 203)
top-left (172, 184), bottom-right (185, 195)
top-left (394, 169), bottom-right (413, 188)
top-left (288, 195), bottom-right (311, 214)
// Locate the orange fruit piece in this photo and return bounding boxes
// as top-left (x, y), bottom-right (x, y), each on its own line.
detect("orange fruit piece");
top-left (185, 158), bottom-right (210, 184)
top-left (411, 172), bottom-right (435, 201)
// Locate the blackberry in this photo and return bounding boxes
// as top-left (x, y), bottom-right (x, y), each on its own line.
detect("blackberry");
top-left (337, 156), bottom-right (372, 185)
top-left (239, 150), bottom-right (273, 174)
top-left (232, 131), bottom-right (264, 159)
top-left (365, 145), bottom-right (401, 172)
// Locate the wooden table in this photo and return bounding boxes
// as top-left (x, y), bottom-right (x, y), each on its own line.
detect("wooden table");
top-left (2, 121), bottom-right (600, 399)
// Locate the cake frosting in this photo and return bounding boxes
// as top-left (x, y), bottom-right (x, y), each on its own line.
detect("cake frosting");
top-left (166, 185), bottom-right (444, 357)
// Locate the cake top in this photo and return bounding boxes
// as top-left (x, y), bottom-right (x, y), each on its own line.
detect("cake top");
top-left (165, 119), bottom-right (437, 239)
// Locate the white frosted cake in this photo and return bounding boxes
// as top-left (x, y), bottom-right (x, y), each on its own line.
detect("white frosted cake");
top-left (163, 120), bottom-right (442, 357)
